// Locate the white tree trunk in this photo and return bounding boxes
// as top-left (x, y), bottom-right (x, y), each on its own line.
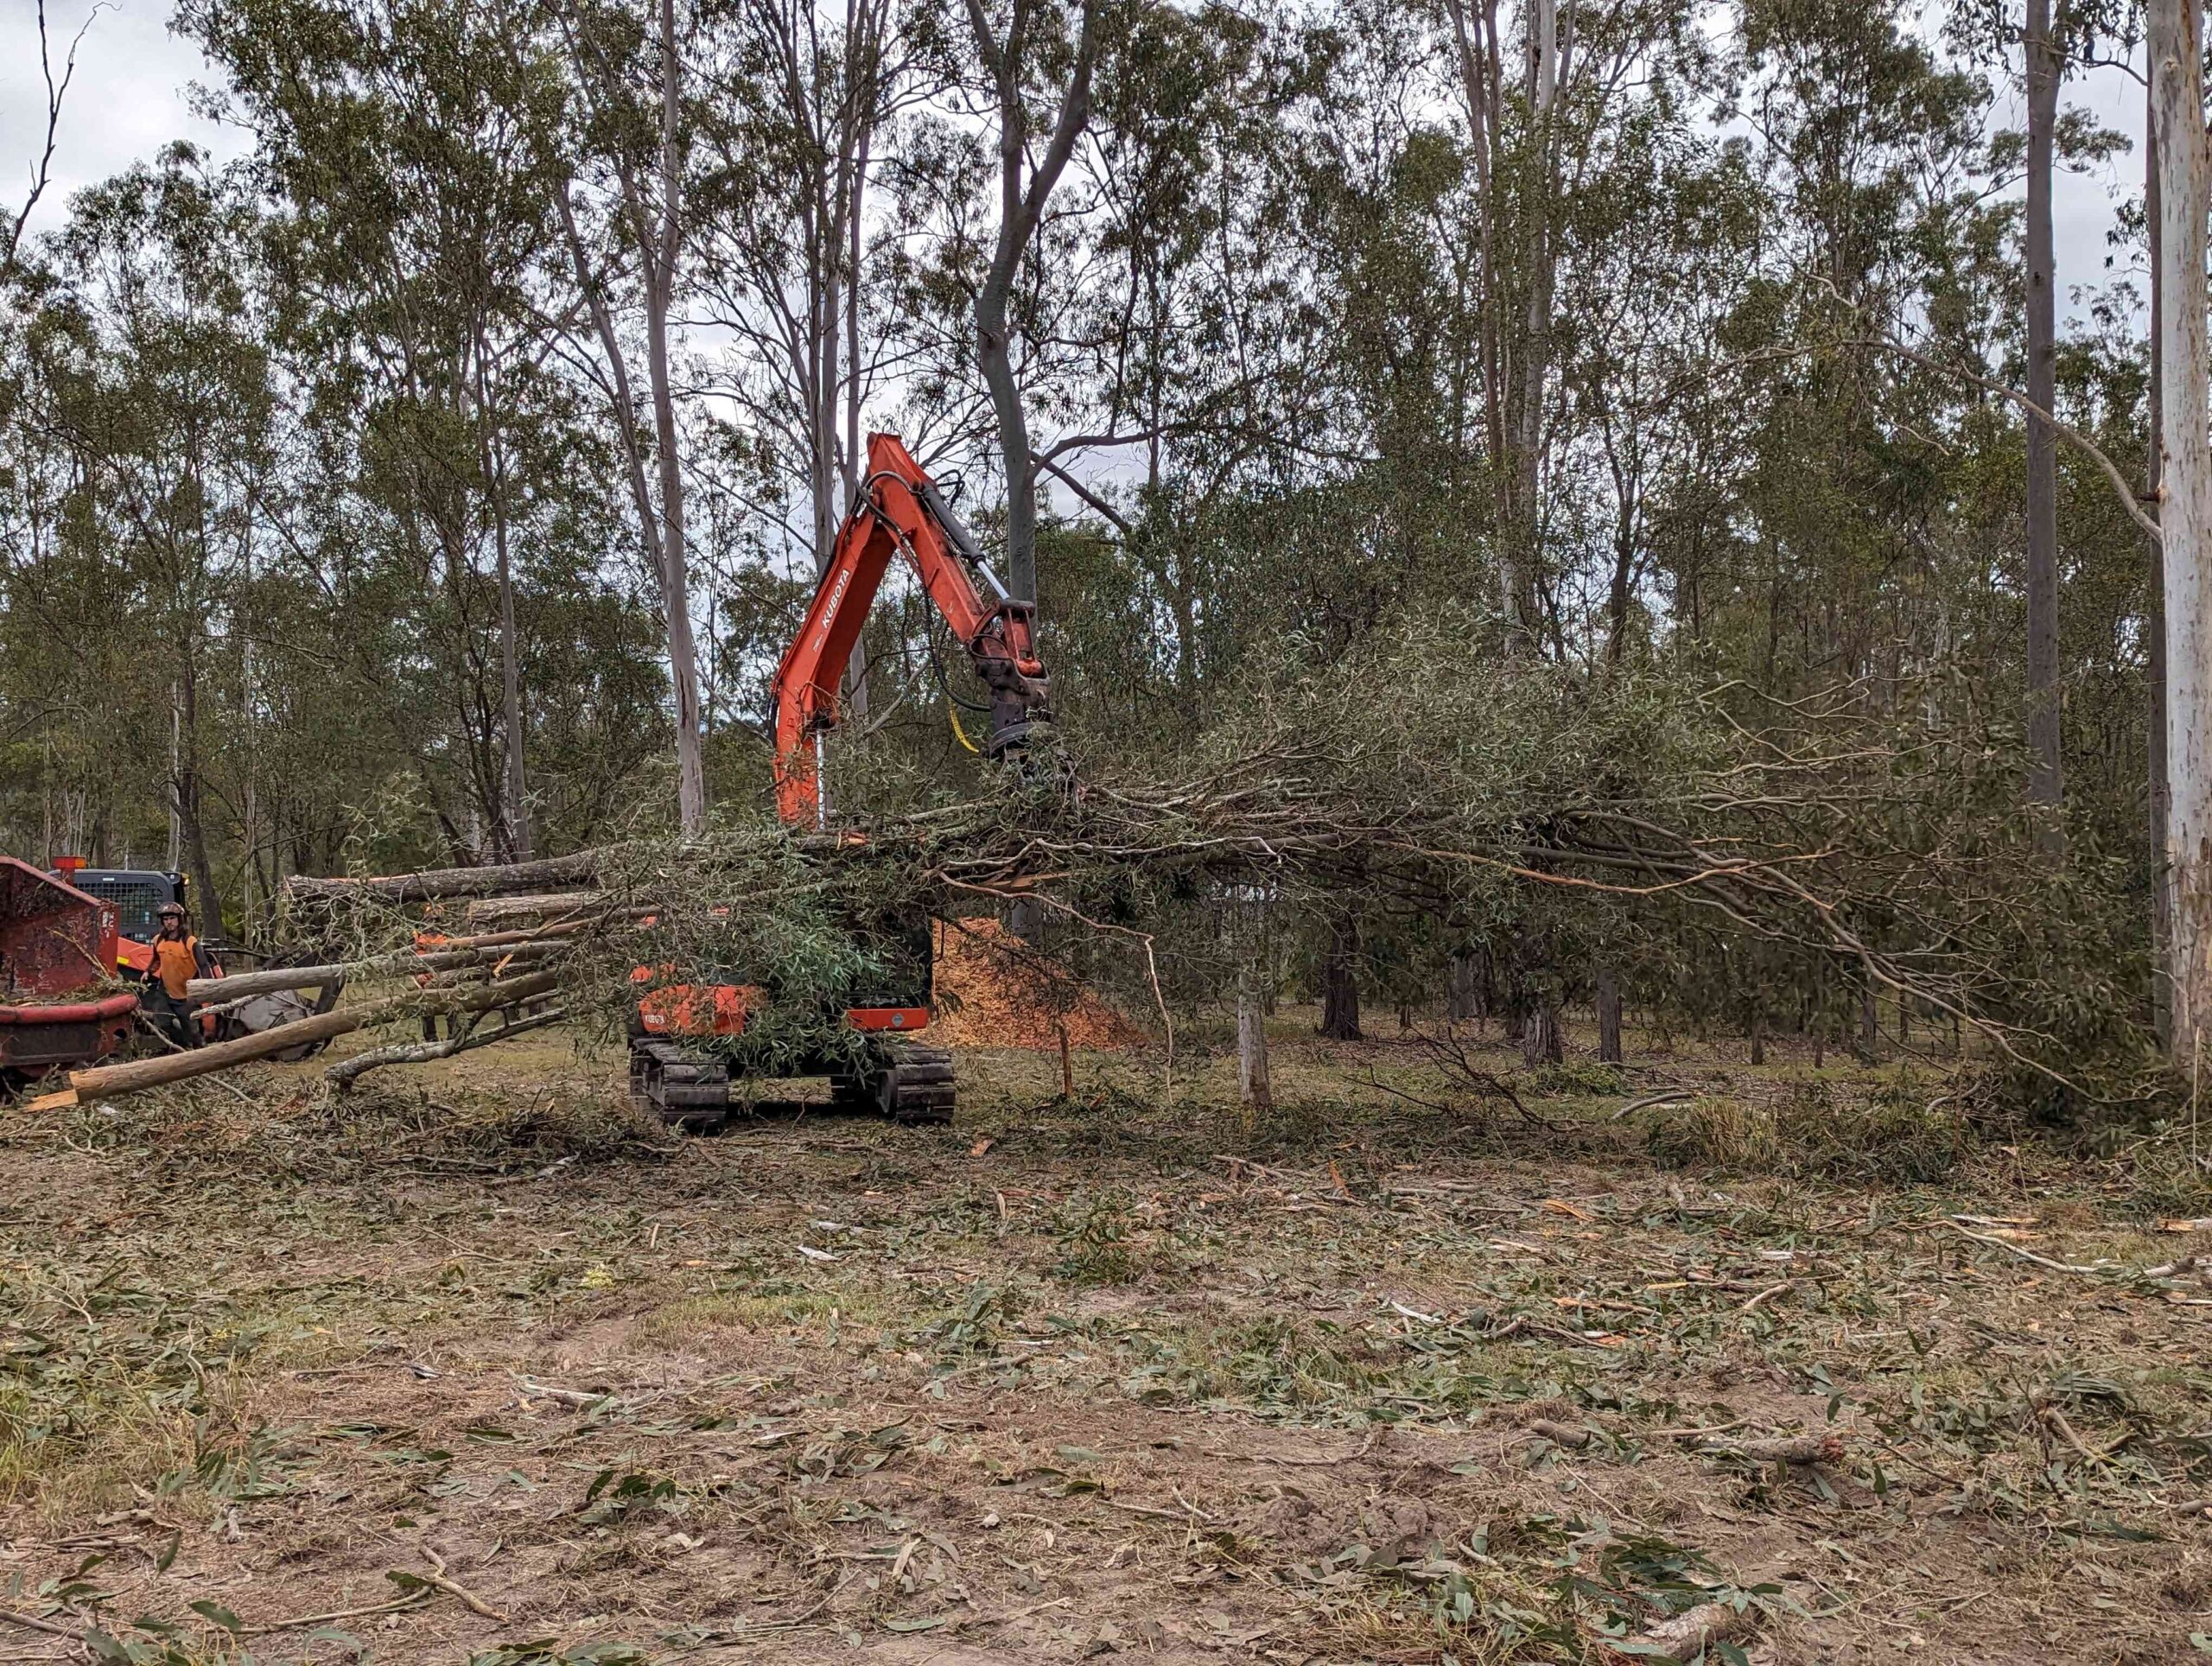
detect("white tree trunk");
top-left (1237, 953), bottom-right (1273, 1122)
top-left (2153, 0), bottom-right (2212, 1060)
top-left (2024, 0), bottom-right (2063, 826)
top-left (2149, 88), bottom-right (2175, 1047)
top-left (649, 0), bottom-right (708, 836)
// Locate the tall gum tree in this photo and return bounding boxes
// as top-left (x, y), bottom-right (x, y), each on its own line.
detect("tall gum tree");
top-left (963, 0), bottom-right (1099, 607)
top-left (551, 0), bottom-right (709, 836)
top-left (2151, 0), bottom-right (2212, 1060)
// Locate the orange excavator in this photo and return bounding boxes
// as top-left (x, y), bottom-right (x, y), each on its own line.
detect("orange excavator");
top-left (627, 434), bottom-right (1050, 1130)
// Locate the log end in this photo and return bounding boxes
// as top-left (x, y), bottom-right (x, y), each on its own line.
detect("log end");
top-left (26, 1088), bottom-right (79, 1111)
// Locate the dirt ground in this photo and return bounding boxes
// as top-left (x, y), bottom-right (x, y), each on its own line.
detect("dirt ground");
top-left (0, 1016), bottom-right (2207, 1664)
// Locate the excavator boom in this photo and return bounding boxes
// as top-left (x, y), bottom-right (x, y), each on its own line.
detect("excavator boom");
top-left (772, 433), bottom-right (1049, 824)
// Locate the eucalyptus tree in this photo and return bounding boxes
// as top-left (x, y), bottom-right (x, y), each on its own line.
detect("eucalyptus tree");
top-left (546, 0), bottom-right (711, 836)
top-left (1554, 99), bottom-right (1760, 664)
top-left (8, 149), bottom-right (275, 928)
top-left (2150, 0), bottom-right (2210, 1062)
top-left (691, 0), bottom-right (931, 576)
top-left (960, 0), bottom-right (1099, 608)
top-left (181, 0), bottom-right (590, 861)
top-left (1949, 0), bottom-right (2142, 831)
top-left (1040, 0), bottom-right (1327, 722)
top-left (1714, 0), bottom-right (2010, 691)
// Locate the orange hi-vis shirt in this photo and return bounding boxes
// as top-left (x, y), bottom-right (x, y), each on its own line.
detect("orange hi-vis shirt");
top-left (149, 936), bottom-right (200, 1000)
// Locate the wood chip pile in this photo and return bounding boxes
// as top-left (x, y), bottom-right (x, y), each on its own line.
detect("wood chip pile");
top-left (927, 918), bottom-right (1141, 1051)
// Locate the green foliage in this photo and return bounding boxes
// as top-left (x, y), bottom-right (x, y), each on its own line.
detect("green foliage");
top-left (1050, 1190), bottom-right (1142, 1285)
top-left (911, 1281), bottom-right (1018, 1356)
top-left (1647, 1079), bottom-right (1968, 1184)
top-left (0, 0), bottom-right (2182, 1119)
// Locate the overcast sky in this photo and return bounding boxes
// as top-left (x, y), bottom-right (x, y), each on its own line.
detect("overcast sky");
top-left (0, 0), bottom-right (2156, 329)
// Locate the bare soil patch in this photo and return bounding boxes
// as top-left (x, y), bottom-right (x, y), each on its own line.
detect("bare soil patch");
top-left (0, 1021), bottom-right (2203, 1663)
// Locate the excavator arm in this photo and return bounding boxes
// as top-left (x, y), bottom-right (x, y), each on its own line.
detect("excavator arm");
top-left (630, 433), bottom-right (1021, 1127)
top-left (772, 432), bottom-right (1050, 825)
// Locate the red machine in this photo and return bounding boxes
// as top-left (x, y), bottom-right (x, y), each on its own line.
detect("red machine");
top-left (772, 431), bottom-right (1051, 824)
top-left (46, 858), bottom-right (264, 1044)
top-left (0, 857), bottom-right (137, 1082)
top-left (626, 434), bottom-right (1050, 1130)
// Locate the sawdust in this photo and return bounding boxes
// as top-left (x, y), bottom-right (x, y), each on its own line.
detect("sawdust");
top-left (929, 916), bottom-right (1141, 1050)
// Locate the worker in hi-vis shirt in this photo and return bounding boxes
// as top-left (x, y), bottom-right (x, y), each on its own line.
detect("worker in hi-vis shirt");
top-left (141, 900), bottom-right (218, 1046)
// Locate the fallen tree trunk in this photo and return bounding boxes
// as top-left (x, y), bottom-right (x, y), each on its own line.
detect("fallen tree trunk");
top-left (453, 891), bottom-right (605, 926)
top-left (29, 970), bottom-right (561, 1109)
top-left (187, 931), bottom-right (591, 1001)
top-left (282, 851), bottom-right (604, 905)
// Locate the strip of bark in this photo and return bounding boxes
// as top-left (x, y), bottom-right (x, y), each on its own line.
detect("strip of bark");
top-left (1605, 1599), bottom-right (1754, 1662)
top-left (1690, 1431), bottom-right (1841, 1465)
top-left (327, 1006), bottom-right (568, 1089)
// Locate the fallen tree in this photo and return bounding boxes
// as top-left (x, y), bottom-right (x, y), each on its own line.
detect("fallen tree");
top-left (37, 615), bottom-right (2159, 1115)
top-left (186, 931), bottom-right (588, 1002)
top-left (28, 970), bottom-right (562, 1109)
top-left (281, 852), bottom-right (601, 905)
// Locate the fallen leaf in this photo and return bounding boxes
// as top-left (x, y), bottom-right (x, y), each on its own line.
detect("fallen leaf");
top-left (969, 1137), bottom-right (995, 1157)
top-left (1541, 1199), bottom-right (1592, 1221)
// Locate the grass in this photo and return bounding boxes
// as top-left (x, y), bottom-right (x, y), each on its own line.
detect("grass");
top-left (1643, 1074), bottom-right (1970, 1184)
top-left (0, 1014), bottom-right (2202, 1660)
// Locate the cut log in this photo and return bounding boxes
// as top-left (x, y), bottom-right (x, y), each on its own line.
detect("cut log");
top-left (187, 933), bottom-right (584, 1001)
top-left (454, 891), bottom-right (603, 925)
top-left (29, 970), bottom-right (560, 1109)
top-left (282, 851), bottom-right (604, 905)
top-left (188, 962), bottom-right (349, 1002)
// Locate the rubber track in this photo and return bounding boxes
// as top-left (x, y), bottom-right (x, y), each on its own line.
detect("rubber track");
top-left (628, 1037), bottom-right (956, 1129)
top-left (629, 1035), bottom-right (732, 1133)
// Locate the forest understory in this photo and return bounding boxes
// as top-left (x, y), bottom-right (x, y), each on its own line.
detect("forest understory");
top-left (1, 1017), bottom-right (2207, 1666)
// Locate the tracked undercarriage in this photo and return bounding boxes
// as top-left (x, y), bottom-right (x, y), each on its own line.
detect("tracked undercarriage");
top-left (628, 1034), bottom-right (955, 1133)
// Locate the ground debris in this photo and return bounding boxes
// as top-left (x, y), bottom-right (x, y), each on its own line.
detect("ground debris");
top-left (0, 1022), bottom-right (2203, 1663)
